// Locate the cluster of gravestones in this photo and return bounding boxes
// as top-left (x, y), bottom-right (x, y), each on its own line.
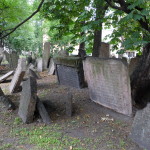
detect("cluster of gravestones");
top-left (53, 43), bottom-right (149, 150)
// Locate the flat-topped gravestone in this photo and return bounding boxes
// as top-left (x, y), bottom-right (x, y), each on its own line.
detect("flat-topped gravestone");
top-left (43, 42), bottom-right (50, 70)
top-left (84, 57), bottom-right (132, 116)
top-left (48, 58), bottom-right (55, 75)
top-left (18, 77), bottom-right (37, 123)
top-left (130, 103), bottom-right (150, 150)
top-left (54, 56), bottom-right (85, 88)
top-left (9, 58), bottom-right (26, 93)
top-left (99, 42), bottom-right (110, 58)
top-left (37, 58), bottom-right (43, 72)
top-left (0, 71), bottom-right (14, 83)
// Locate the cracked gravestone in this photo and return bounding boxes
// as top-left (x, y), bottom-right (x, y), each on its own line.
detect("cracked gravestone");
top-left (130, 103), bottom-right (150, 150)
top-left (83, 57), bottom-right (132, 116)
top-left (9, 58), bottom-right (26, 93)
top-left (0, 71), bottom-right (14, 83)
top-left (18, 77), bottom-right (37, 123)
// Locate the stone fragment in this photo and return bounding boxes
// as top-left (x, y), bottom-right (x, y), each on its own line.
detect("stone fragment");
top-left (18, 77), bottom-right (37, 123)
top-left (48, 58), bottom-right (55, 75)
top-left (130, 103), bottom-right (150, 150)
top-left (9, 58), bottom-right (26, 93)
top-left (83, 57), bottom-right (132, 116)
top-left (0, 71), bottom-right (14, 83)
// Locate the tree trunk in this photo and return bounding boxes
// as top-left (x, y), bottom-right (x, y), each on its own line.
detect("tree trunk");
top-left (131, 43), bottom-right (150, 108)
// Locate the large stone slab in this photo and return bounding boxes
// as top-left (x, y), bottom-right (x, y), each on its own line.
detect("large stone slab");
top-left (18, 77), bottom-right (37, 123)
top-left (43, 42), bottom-right (50, 70)
top-left (130, 103), bottom-right (150, 150)
top-left (0, 71), bottom-right (14, 83)
top-left (54, 57), bottom-right (85, 88)
top-left (48, 58), bottom-right (55, 75)
top-left (84, 57), bottom-right (132, 116)
top-left (9, 58), bottom-right (26, 93)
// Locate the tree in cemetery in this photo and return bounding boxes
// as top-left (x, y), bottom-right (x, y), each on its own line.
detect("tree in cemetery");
top-left (105, 0), bottom-right (150, 107)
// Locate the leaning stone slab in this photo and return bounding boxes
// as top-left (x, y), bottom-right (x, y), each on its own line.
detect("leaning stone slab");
top-left (48, 58), bottom-right (55, 75)
top-left (130, 103), bottom-right (150, 150)
top-left (0, 71), bottom-right (14, 83)
top-left (18, 77), bottom-right (37, 123)
top-left (9, 58), bottom-right (26, 93)
top-left (83, 57), bottom-right (132, 116)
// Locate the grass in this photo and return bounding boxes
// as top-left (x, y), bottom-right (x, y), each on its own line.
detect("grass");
top-left (0, 144), bottom-right (12, 150)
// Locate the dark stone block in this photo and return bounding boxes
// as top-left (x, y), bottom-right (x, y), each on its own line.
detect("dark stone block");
top-left (130, 103), bottom-right (150, 150)
top-left (18, 77), bottom-right (37, 123)
top-left (65, 93), bottom-right (73, 117)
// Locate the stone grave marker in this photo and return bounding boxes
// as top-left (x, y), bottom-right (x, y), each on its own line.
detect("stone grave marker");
top-left (83, 57), bottom-right (132, 116)
top-left (18, 77), bottom-right (37, 123)
top-left (37, 58), bottom-right (43, 72)
top-left (48, 58), bottom-right (55, 75)
top-left (29, 69), bottom-right (40, 79)
top-left (130, 103), bottom-right (150, 150)
top-left (54, 56), bottom-right (85, 88)
top-left (0, 71), bottom-right (14, 83)
top-left (0, 55), bottom-right (3, 65)
top-left (99, 42), bottom-right (110, 58)
top-left (9, 58), bottom-right (26, 93)
top-left (129, 57), bottom-right (140, 76)
top-left (43, 42), bottom-right (50, 70)
top-left (65, 92), bottom-right (73, 117)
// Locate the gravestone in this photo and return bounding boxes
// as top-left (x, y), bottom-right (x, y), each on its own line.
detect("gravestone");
top-left (48, 58), bottom-right (55, 75)
top-left (65, 92), bottom-right (73, 117)
top-left (0, 71), bottom-right (14, 83)
top-left (29, 69), bottom-right (40, 79)
top-left (18, 77), bottom-right (37, 123)
top-left (130, 103), bottom-right (150, 150)
top-left (43, 42), bottom-right (50, 70)
top-left (37, 58), bottom-right (43, 72)
top-left (0, 55), bottom-right (3, 65)
top-left (9, 58), bottom-right (26, 93)
top-left (54, 56), bottom-right (85, 88)
top-left (83, 57), bottom-right (132, 116)
top-left (5, 51), bottom-right (19, 69)
top-left (129, 57), bottom-right (140, 76)
top-left (99, 42), bottom-right (110, 58)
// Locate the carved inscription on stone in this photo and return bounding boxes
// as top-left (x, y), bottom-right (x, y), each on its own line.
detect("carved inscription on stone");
top-left (84, 57), bottom-right (132, 116)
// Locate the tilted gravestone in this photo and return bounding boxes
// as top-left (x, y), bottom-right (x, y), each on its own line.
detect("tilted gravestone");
top-left (0, 71), bottom-right (14, 83)
top-left (129, 57), bottom-right (140, 76)
top-left (130, 103), bottom-right (150, 150)
top-left (9, 58), bottom-right (26, 93)
top-left (0, 55), bottom-right (3, 65)
top-left (37, 58), bottom-right (43, 72)
top-left (43, 42), bottom-right (50, 70)
top-left (48, 58), bottom-right (55, 75)
top-left (99, 42), bottom-right (110, 58)
top-left (83, 57), bottom-right (132, 116)
top-left (54, 56), bottom-right (85, 88)
top-left (18, 77), bottom-right (37, 123)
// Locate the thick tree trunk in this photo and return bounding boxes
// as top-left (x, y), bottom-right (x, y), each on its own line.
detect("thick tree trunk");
top-left (131, 43), bottom-right (150, 108)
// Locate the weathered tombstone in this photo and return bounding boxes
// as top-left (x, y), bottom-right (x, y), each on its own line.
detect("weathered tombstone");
top-left (54, 56), bottom-right (85, 88)
top-left (0, 55), bottom-right (3, 65)
top-left (29, 69), bottom-right (40, 79)
top-left (0, 87), bottom-right (15, 110)
top-left (65, 92), bottom-right (73, 117)
top-left (0, 71), bottom-right (14, 83)
top-left (48, 58), bottom-right (55, 75)
top-left (36, 97), bottom-right (51, 124)
top-left (37, 58), bottom-right (43, 72)
top-left (9, 58), bottom-right (26, 93)
top-left (129, 57), bottom-right (140, 76)
top-left (99, 42), bottom-right (110, 58)
top-left (18, 77), bottom-right (37, 123)
top-left (43, 42), bottom-right (50, 70)
top-left (83, 57), bottom-right (132, 116)
top-left (130, 103), bottom-right (150, 150)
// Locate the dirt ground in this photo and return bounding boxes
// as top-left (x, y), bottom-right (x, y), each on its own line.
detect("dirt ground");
top-left (0, 71), bottom-right (144, 150)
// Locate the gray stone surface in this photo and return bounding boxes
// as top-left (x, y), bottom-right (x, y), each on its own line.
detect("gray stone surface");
top-left (43, 42), bottom-right (50, 70)
top-left (0, 87), bottom-right (4, 96)
top-left (99, 42), bottom-right (110, 58)
top-left (129, 57), bottom-right (140, 76)
top-left (9, 58), bottom-right (26, 93)
top-left (18, 77), bottom-right (37, 123)
top-left (29, 69), bottom-right (40, 79)
top-left (84, 57), bottom-right (132, 116)
top-left (48, 58), bottom-right (55, 75)
top-left (0, 55), bottom-right (3, 65)
top-left (130, 103), bottom-right (150, 150)
top-left (65, 92), bottom-right (73, 117)
top-left (0, 71), bottom-right (14, 83)
top-left (37, 58), bottom-right (43, 72)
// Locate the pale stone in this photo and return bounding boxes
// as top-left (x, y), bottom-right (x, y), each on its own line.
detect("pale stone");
top-left (37, 58), bottom-right (43, 72)
top-left (9, 58), bottom-right (26, 93)
top-left (43, 42), bottom-right (50, 70)
top-left (84, 57), bottom-right (132, 116)
top-left (0, 71), bottom-right (14, 83)
top-left (48, 58), bottom-right (55, 75)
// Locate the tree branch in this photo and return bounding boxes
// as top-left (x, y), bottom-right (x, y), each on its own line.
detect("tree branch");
top-left (0, 0), bottom-right (45, 39)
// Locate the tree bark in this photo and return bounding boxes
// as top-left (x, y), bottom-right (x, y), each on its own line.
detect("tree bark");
top-left (131, 43), bottom-right (150, 107)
